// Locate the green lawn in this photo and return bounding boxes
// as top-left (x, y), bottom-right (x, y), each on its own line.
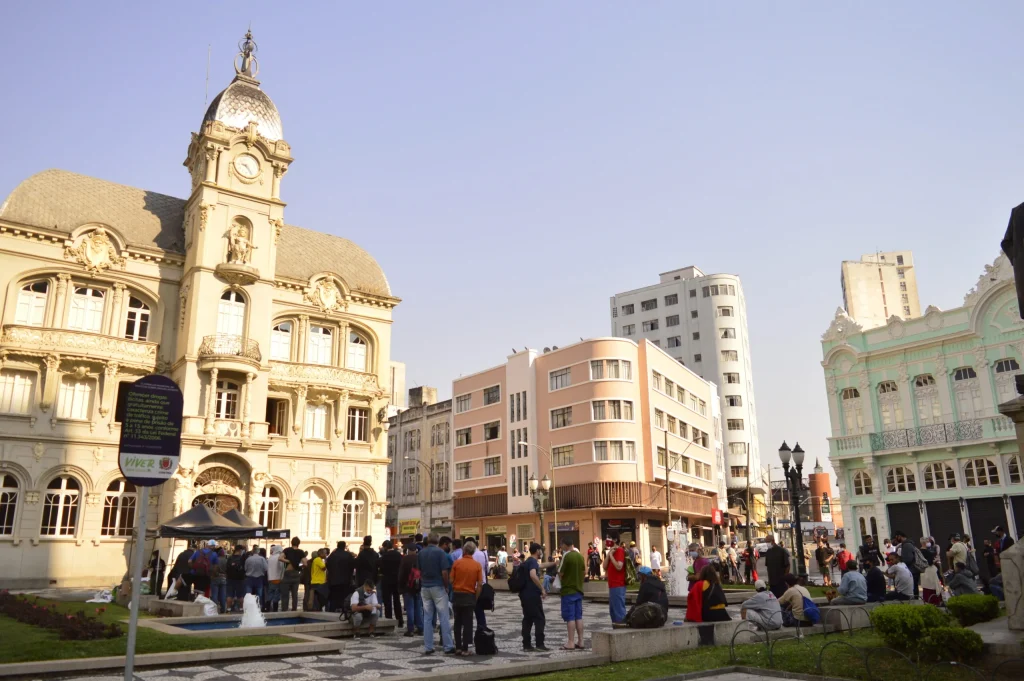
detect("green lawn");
top-left (0, 598), bottom-right (291, 664)
top-left (517, 630), bottom-right (973, 681)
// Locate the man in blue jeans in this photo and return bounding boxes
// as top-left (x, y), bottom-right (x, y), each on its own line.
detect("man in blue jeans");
top-left (418, 533), bottom-right (454, 655)
top-left (603, 534), bottom-right (627, 623)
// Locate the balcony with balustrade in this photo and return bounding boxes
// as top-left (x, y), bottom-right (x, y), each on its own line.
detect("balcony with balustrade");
top-left (828, 414), bottom-right (1016, 459)
top-left (268, 360), bottom-right (382, 397)
top-left (0, 324), bottom-right (158, 371)
top-left (197, 334), bottom-right (261, 373)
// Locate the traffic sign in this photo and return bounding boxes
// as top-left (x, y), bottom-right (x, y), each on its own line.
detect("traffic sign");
top-left (117, 375), bottom-right (184, 486)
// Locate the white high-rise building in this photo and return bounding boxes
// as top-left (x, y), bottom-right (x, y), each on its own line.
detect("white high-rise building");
top-left (610, 266), bottom-right (761, 493)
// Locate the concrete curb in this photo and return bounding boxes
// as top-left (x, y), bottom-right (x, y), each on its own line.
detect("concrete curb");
top-left (0, 633), bottom-right (344, 679)
top-left (379, 652), bottom-right (610, 681)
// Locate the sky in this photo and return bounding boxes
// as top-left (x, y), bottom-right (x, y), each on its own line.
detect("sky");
top-left (3, 3), bottom-right (1024, 489)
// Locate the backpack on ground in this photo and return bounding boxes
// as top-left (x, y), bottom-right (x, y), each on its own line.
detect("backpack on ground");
top-left (801, 596), bottom-right (821, 625)
top-left (406, 566), bottom-right (421, 593)
top-left (628, 602), bottom-right (667, 629)
top-left (192, 550), bottom-right (212, 577)
top-left (474, 627), bottom-right (497, 655)
top-left (226, 554), bottom-right (246, 581)
top-left (508, 564), bottom-right (528, 593)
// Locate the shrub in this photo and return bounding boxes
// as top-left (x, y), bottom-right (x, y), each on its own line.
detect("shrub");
top-left (945, 594), bottom-right (1000, 626)
top-left (0, 591), bottom-right (122, 640)
top-left (919, 627), bottom-right (984, 662)
top-left (869, 604), bottom-right (951, 652)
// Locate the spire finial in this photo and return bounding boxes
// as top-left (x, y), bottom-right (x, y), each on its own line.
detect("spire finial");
top-left (235, 28), bottom-right (259, 78)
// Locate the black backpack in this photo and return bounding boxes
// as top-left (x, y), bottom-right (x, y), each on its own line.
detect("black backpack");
top-left (226, 554), bottom-right (246, 580)
top-left (628, 602), bottom-right (667, 629)
top-left (478, 583), bottom-right (495, 610)
top-left (508, 565), bottom-right (528, 593)
top-left (474, 627), bottom-right (497, 654)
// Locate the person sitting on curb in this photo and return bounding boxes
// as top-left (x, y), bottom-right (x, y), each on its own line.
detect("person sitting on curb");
top-left (349, 579), bottom-right (381, 638)
top-left (831, 560), bottom-right (867, 605)
top-left (619, 566), bottom-right (669, 628)
top-left (740, 579), bottom-right (781, 631)
top-left (884, 552), bottom-right (914, 601)
top-left (778, 574), bottom-right (811, 628)
top-left (947, 561), bottom-right (979, 598)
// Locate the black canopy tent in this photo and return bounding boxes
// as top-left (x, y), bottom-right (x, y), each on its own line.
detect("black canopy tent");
top-left (158, 503), bottom-right (255, 539)
top-left (221, 508), bottom-right (267, 536)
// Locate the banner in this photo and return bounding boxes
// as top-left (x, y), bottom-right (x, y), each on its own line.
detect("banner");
top-left (711, 509), bottom-right (723, 526)
top-left (399, 519), bottom-right (420, 536)
top-left (820, 493), bottom-right (833, 523)
top-left (459, 527), bottom-right (481, 539)
top-left (484, 525), bottom-right (507, 535)
top-left (548, 520), bottom-right (578, 531)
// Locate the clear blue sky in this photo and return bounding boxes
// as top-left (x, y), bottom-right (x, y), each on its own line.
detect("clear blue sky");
top-left (3, 3), bottom-right (1023, 487)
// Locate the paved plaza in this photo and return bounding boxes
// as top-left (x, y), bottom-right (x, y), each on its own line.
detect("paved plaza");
top-left (55, 592), bottom-right (741, 681)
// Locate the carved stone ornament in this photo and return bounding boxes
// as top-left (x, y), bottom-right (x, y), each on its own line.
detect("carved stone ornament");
top-left (330, 500), bottom-right (343, 513)
top-left (199, 203), bottom-right (214, 232)
top-left (858, 373), bottom-right (870, 391)
top-left (178, 283), bottom-right (190, 328)
top-left (897, 364), bottom-right (909, 384)
top-left (821, 307), bottom-right (863, 342)
top-left (25, 491), bottom-right (40, 504)
top-left (286, 499), bottom-right (299, 512)
top-left (974, 347), bottom-right (990, 370)
top-left (227, 220), bottom-right (254, 265)
top-left (270, 218), bottom-right (284, 244)
top-left (304, 278), bottom-right (346, 313)
top-left (92, 447), bottom-right (103, 464)
top-left (824, 375), bottom-right (837, 396)
top-left (886, 315), bottom-right (905, 340)
top-left (963, 253), bottom-right (1013, 308)
top-left (32, 443), bottom-right (44, 462)
top-left (63, 228), bottom-right (126, 273)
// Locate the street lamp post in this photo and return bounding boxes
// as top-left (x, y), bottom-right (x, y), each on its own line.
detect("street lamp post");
top-left (522, 442), bottom-right (558, 550)
top-left (528, 473), bottom-right (552, 550)
top-left (403, 455), bottom-right (435, 531)
top-left (778, 441), bottom-right (808, 580)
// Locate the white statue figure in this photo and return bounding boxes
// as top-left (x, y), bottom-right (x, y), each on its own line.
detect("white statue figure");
top-left (172, 465), bottom-right (196, 515)
top-left (248, 470), bottom-right (269, 518)
top-left (227, 223), bottom-right (254, 264)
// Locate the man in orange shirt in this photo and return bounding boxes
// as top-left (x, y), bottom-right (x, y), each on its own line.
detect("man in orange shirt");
top-left (450, 540), bottom-right (484, 655)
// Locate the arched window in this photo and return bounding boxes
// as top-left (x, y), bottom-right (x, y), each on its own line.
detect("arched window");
top-left (271, 322), bottom-right (292, 361)
top-left (995, 358), bottom-right (1022, 403)
top-left (923, 462), bottom-right (956, 490)
top-left (885, 466), bottom-right (916, 493)
top-left (41, 476), bottom-right (80, 536)
top-left (858, 517), bottom-right (867, 539)
top-left (341, 489), bottom-right (366, 537)
top-left (124, 297), bottom-right (150, 341)
top-left (914, 374), bottom-right (942, 426)
top-left (964, 458), bottom-right (1000, 487)
top-left (101, 479), bottom-right (137, 536)
top-left (15, 281), bottom-right (48, 326)
top-left (952, 367), bottom-right (982, 420)
top-left (841, 387), bottom-right (864, 435)
top-left (0, 474), bottom-right (18, 535)
top-left (347, 332), bottom-right (367, 372)
top-left (877, 381), bottom-right (903, 429)
top-left (68, 286), bottom-right (105, 332)
top-left (307, 325), bottom-right (333, 365)
top-left (870, 517), bottom-right (878, 538)
top-left (259, 486), bottom-right (281, 529)
top-left (298, 487), bottom-right (325, 540)
top-left (215, 380), bottom-right (239, 419)
top-left (853, 471), bottom-right (872, 495)
top-left (57, 377), bottom-right (93, 420)
top-left (1008, 455), bottom-right (1022, 484)
top-left (217, 291), bottom-right (245, 336)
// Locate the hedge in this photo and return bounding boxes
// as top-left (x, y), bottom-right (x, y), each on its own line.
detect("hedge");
top-left (919, 626), bottom-right (984, 662)
top-left (869, 604), bottom-right (951, 652)
top-left (945, 594), bottom-right (1000, 626)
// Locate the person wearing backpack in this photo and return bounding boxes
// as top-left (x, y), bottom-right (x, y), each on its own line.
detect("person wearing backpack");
top-left (397, 544), bottom-right (422, 637)
top-left (778, 573), bottom-right (812, 628)
top-left (188, 539), bottom-right (219, 598)
top-left (224, 545), bottom-right (247, 612)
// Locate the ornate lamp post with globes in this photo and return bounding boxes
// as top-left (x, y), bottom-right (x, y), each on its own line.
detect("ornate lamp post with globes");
top-left (778, 441), bottom-right (808, 580)
top-left (528, 473), bottom-right (552, 550)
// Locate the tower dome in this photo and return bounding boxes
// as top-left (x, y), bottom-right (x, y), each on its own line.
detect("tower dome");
top-left (201, 30), bottom-right (283, 141)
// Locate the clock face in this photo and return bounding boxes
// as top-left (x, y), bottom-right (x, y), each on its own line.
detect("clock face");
top-left (234, 154), bottom-right (260, 179)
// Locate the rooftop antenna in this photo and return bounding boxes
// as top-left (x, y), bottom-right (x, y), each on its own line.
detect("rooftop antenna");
top-left (203, 44), bottom-right (211, 106)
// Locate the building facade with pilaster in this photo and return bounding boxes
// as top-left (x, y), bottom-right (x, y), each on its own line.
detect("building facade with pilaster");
top-left (823, 254), bottom-right (1023, 559)
top-left (0, 33), bottom-right (398, 587)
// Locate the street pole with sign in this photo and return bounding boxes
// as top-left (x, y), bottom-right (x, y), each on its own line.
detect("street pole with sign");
top-left (118, 375), bottom-right (184, 681)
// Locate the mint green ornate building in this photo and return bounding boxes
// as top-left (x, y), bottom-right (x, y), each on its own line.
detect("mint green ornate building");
top-left (823, 255), bottom-right (1023, 553)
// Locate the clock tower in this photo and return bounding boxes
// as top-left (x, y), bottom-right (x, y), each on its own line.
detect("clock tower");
top-left (177, 30), bottom-right (294, 422)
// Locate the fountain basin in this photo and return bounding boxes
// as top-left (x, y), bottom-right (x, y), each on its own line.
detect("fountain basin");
top-left (171, 616), bottom-right (323, 631)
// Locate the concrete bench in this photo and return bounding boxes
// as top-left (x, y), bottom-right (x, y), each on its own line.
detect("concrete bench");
top-left (146, 598), bottom-right (208, 618)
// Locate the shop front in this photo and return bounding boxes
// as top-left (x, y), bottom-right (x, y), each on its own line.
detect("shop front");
top-left (547, 520), bottom-right (579, 551)
top-left (483, 525), bottom-right (507, 556)
top-left (456, 525), bottom-right (481, 542)
top-left (601, 518), bottom-right (637, 547)
top-left (398, 519), bottom-right (421, 541)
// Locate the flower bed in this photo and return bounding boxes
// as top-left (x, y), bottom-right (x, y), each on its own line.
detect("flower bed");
top-left (0, 591), bottom-right (123, 640)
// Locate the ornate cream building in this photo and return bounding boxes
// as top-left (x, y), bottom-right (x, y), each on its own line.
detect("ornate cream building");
top-left (0, 33), bottom-right (398, 587)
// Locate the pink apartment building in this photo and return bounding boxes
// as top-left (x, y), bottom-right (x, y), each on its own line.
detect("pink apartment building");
top-left (451, 338), bottom-right (723, 560)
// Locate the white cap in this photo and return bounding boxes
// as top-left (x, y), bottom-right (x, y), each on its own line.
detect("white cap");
top-left (207, 539), bottom-right (218, 547)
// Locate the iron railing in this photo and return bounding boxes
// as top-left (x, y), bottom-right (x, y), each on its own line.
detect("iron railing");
top-left (198, 334), bottom-right (261, 362)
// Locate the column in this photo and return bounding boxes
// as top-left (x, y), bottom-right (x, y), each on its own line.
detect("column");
top-left (335, 389), bottom-right (349, 438)
top-left (825, 376), bottom-right (841, 436)
top-left (297, 315), bottom-right (309, 364)
top-left (339, 323), bottom-right (350, 368)
top-left (973, 351), bottom-right (996, 416)
top-left (241, 372), bottom-right (254, 437)
top-left (99, 362), bottom-right (119, 417)
top-left (858, 374), bottom-right (876, 434)
top-left (204, 368), bottom-right (218, 434)
top-left (105, 283), bottom-right (126, 336)
top-left (271, 164), bottom-right (286, 199)
top-left (936, 363), bottom-right (955, 422)
top-left (48, 274), bottom-right (70, 328)
top-left (40, 354), bottom-right (60, 412)
top-left (292, 386), bottom-right (307, 435)
top-left (897, 365), bottom-right (914, 428)
top-left (204, 145), bottom-right (218, 183)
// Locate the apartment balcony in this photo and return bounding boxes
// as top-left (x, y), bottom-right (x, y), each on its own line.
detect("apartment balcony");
top-left (829, 415), bottom-right (1016, 458)
top-left (549, 481), bottom-right (715, 517)
top-left (0, 324), bottom-right (158, 371)
top-left (197, 334), bottom-right (261, 373)
top-left (268, 360), bottom-right (382, 396)
top-left (454, 493), bottom-right (508, 519)
top-left (181, 415), bottom-right (271, 448)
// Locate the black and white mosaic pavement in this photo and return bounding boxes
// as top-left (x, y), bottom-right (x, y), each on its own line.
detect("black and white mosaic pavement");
top-left (57, 593), bottom-right (741, 681)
